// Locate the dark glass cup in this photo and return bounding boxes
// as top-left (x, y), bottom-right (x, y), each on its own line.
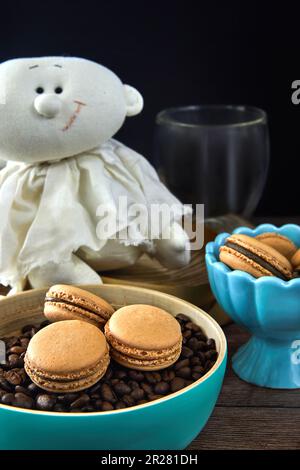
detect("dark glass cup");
top-left (154, 105), bottom-right (269, 217)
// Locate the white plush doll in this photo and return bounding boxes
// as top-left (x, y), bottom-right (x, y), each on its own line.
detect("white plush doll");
top-left (0, 57), bottom-right (191, 293)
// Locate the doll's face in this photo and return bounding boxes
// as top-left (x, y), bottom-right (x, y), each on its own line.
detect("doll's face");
top-left (0, 57), bottom-right (143, 163)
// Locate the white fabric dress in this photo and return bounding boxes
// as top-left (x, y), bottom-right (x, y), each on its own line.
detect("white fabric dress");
top-left (0, 139), bottom-right (190, 288)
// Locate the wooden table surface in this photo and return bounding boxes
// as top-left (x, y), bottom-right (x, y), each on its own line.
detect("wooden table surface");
top-left (189, 323), bottom-right (300, 450)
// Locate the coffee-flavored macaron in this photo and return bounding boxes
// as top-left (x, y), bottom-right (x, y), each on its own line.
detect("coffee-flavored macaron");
top-left (256, 232), bottom-right (297, 260)
top-left (291, 248), bottom-right (300, 271)
top-left (25, 320), bottom-right (110, 393)
top-left (105, 304), bottom-right (182, 371)
top-left (44, 285), bottom-right (114, 328)
top-left (219, 233), bottom-right (293, 280)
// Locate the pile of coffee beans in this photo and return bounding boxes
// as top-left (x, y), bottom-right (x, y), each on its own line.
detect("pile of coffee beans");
top-left (0, 314), bottom-right (218, 412)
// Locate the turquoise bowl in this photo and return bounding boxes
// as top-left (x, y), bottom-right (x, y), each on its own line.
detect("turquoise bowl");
top-left (206, 224), bottom-right (300, 389)
top-left (0, 285), bottom-right (227, 450)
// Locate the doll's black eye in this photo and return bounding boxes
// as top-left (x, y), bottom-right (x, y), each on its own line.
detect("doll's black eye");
top-left (55, 87), bottom-right (63, 94)
top-left (36, 87), bottom-right (44, 94)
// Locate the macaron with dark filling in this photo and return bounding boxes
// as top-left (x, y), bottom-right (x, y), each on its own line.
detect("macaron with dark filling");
top-left (44, 284), bottom-right (114, 328)
top-left (219, 234), bottom-right (293, 280)
top-left (255, 232), bottom-right (297, 260)
top-left (105, 304), bottom-right (182, 371)
top-left (291, 248), bottom-right (300, 271)
top-left (25, 320), bottom-right (110, 393)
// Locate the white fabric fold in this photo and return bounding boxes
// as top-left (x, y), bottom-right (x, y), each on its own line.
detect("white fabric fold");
top-left (0, 139), bottom-right (190, 288)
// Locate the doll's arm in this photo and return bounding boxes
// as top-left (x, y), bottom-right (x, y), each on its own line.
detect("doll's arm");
top-left (154, 221), bottom-right (191, 269)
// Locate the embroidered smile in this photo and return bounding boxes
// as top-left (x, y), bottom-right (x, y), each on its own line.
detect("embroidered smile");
top-left (62, 100), bottom-right (87, 132)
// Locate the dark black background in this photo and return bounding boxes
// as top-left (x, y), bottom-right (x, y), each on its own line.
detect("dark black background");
top-left (0, 0), bottom-right (299, 215)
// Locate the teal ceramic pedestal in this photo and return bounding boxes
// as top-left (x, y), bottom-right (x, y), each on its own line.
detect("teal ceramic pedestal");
top-left (206, 223), bottom-right (300, 389)
top-left (232, 336), bottom-right (300, 389)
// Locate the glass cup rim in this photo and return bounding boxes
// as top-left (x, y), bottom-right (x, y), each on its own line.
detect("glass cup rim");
top-left (156, 105), bottom-right (267, 129)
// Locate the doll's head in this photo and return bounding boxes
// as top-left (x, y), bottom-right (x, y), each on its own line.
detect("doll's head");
top-left (0, 57), bottom-right (143, 163)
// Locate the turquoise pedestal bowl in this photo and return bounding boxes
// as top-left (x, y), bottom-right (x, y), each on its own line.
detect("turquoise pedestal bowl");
top-left (0, 285), bottom-right (227, 449)
top-left (206, 224), bottom-right (300, 389)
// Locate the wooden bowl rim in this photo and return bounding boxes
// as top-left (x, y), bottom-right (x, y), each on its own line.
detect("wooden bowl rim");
top-left (0, 284), bottom-right (227, 416)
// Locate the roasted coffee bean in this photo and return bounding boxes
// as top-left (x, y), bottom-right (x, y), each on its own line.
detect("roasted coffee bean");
top-left (192, 372), bottom-right (203, 380)
top-left (6, 337), bottom-right (19, 349)
top-left (206, 338), bottom-right (216, 349)
top-left (21, 325), bottom-right (35, 334)
top-left (198, 341), bottom-right (208, 351)
top-left (103, 368), bottom-right (113, 381)
top-left (122, 394), bottom-right (135, 406)
top-left (89, 383), bottom-right (101, 394)
top-left (70, 394), bottom-right (90, 410)
top-left (0, 377), bottom-right (12, 392)
top-left (128, 370), bottom-right (144, 382)
top-left (27, 383), bottom-right (39, 395)
top-left (8, 354), bottom-right (20, 367)
top-left (170, 377), bottom-right (186, 392)
top-left (40, 320), bottom-right (50, 329)
top-left (140, 382), bottom-right (152, 395)
top-left (1, 393), bottom-right (14, 405)
top-left (185, 322), bottom-right (201, 332)
top-left (95, 399), bottom-right (103, 409)
top-left (128, 380), bottom-right (139, 390)
top-left (115, 401), bottom-right (126, 409)
top-left (190, 356), bottom-right (201, 366)
top-left (79, 406), bottom-right (92, 412)
top-left (174, 359), bottom-right (190, 371)
top-left (130, 387), bottom-right (145, 401)
top-left (60, 393), bottom-right (78, 404)
top-left (9, 346), bottom-right (26, 355)
top-left (182, 330), bottom-right (192, 340)
top-left (194, 331), bottom-right (207, 341)
top-left (196, 351), bottom-right (206, 364)
top-left (90, 393), bottom-right (100, 400)
top-left (53, 404), bottom-right (66, 412)
top-left (192, 365), bottom-right (205, 374)
top-left (154, 382), bottom-right (170, 394)
top-left (205, 360), bottom-right (216, 371)
top-left (36, 394), bottom-right (56, 411)
top-left (148, 394), bottom-right (163, 401)
top-left (176, 314), bottom-right (190, 322)
top-left (145, 372), bottom-right (161, 384)
top-left (22, 332), bottom-right (32, 339)
top-left (102, 401), bottom-right (114, 411)
top-left (20, 338), bottom-right (30, 348)
top-left (101, 384), bottom-right (117, 403)
top-left (205, 350), bottom-right (218, 361)
top-left (111, 378), bottom-right (120, 386)
top-left (137, 399), bottom-right (148, 405)
top-left (14, 393), bottom-right (34, 409)
top-left (176, 367), bottom-right (191, 379)
top-left (5, 370), bottom-right (22, 385)
top-left (180, 346), bottom-right (193, 358)
top-left (114, 370), bottom-right (127, 380)
top-left (187, 337), bottom-right (200, 351)
top-left (162, 370), bottom-right (175, 382)
top-left (15, 385), bottom-right (31, 395)
top-left (114, 382), bottom-right (131, 396)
